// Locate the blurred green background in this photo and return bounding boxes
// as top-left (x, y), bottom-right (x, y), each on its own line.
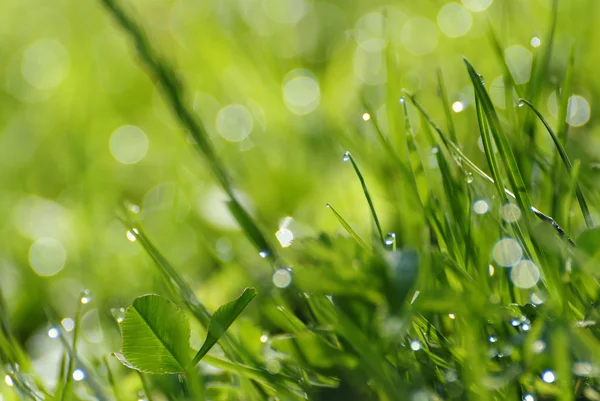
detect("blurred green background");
top-left (1, 0), bottom-right (599, 394)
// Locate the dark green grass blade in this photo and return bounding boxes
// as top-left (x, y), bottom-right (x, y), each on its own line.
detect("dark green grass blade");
top-left (437, 69), bottom-right (458, 143)
top-left (326, 203), bottom-right (371, 250)
top-left (99, 0), bottom-right (277, 262)
top-left (343, 152), bottom-right (385, 244)
top-left (564, 159), bottom-right (582, 231)
top-left (519, 98), bottom-right (593, 228)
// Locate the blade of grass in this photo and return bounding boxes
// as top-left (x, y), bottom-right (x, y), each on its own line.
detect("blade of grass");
top-left (98, 0), bottom-right (277, 262)
top-left (326, 203), bottom-right (371, 251)
top-left (518, 98), bottom-right (593, 228)
top-left (437, 69), bottom-right (458, 143)
top-left (61, 293), bottom-right (84, 401)
top-left (343, 152), bottom-right (384, 244)
top-left (103, 356), bottom-right (124, 401)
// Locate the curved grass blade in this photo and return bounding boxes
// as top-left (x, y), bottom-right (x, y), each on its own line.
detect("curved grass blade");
top-left (464, 58), bottom-right (535, 223)
top-left (192, 288), bottom-right (257, 366)
top-left (326, 203), bottom-right (371, 251)
top-left (437, 69), bottom-right (458, 143)
top-left (404, 90), bottom-right (575, 245)
top-left (99, 0), bottom-right (277, 262)
top-left (343, 152), bottom-right (384, 244)
top-left (518, 98), bottom-right (593, 228)
top-left (61, 292), bottom-right (85, 401)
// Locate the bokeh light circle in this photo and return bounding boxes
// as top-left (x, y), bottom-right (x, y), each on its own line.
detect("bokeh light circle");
top-left (492, 238), bottom-right (522, 267)
top-left (437, 4), bottom-right (472, 38)
top-left (511, 260), bottom-right (540, 289)
top-left (110, 125), bottom-right (149, 164)
top-left (216, 104), bottom-right (254, 142)
top-left (29, 237), bottom-right (67, 276)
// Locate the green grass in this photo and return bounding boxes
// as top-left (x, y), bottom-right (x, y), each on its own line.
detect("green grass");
top-left (2, 0), bottom-right (600, 400)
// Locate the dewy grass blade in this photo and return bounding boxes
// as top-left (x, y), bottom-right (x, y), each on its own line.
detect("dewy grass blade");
top-left (99, 0), bottom-right (277, 261)
top-left (326, 203), bottom-right (371, 251)
top-left (405, 90), bottom-right (575, 245)
top-left (518, 98), bottom-right (593, 229)
top-left (343, 152), bottom-right (385, 244)
top-left (437, 69), bottom-right (458, 143)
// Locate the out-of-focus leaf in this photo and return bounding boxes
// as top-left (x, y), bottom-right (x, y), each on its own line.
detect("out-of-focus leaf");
top-left (383, 250), bottom-right (419, 313)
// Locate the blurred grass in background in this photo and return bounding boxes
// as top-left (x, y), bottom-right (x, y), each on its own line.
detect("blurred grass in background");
top-left (1, 0), bottom-right (600, 399)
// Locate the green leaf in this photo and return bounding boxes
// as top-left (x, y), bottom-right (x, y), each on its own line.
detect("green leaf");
top-left (116, 294), bottom-right (191, 374)
top-left (192, 288), bottom-right (257, 365)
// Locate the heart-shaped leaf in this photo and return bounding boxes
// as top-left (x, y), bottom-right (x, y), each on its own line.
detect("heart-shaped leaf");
top-left (116, 294), bottom-right (190, 374)
top-left (192, 288), bottom-right (257, 365)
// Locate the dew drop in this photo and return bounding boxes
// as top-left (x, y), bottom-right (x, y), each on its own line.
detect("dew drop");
top-left (530, 36), bottom-right (541, 48)
top-left (343, 151), bottom-right (351, 162)
top-left (362, 112), bottom-right (371, 121)
top-left (111, 307), bottom-right (126, 323)
top-left (126, 229), bottom-right (139, 242)
top-left (275, 228), bottom-right (293, 248)
top-left (259, 250), bottom-right (269, 258)
top-left (448, 314), bottom-right (456, 319)
top-left (518, 101), bottom-right (525, 108)
top-left (384, 232), bottom-right (396, 247)
top-left (260, 333), bottom-right (269, 343)
top-left (523, 393), bottom-right (535, 401)
top-left (399, 97), bottom-right (405, 104)
top-left (488, 335), bottom-right (498, 343)
top-left (5, 375), bottom-right (13, 386)
top-left (80, 289), bottom-right (92, 304)
top-left (410, 340), bottom-right (421, 351)
top-left (48, 327), bottom-right (60, 339)
top-left (326, 203), bottom-right (331, 208)
top-left (452, 101), bottom-right (464, 113)
top-left (465, 172), bottom-right (474, 184)
top-left (541, 370), bottom-right (555, 383)
top-left (73, 369), bottom-right (85, 381)
top-left (431, 146), bottom-right (439, 154)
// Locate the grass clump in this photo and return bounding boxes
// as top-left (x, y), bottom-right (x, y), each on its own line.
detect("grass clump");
top-left (2, 0), bottom-right (600, 400)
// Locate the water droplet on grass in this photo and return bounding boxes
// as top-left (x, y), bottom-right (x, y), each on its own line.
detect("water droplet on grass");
top-left (523, 393), bottom-right (535, 401)
top-left (111, 307), bottom-right (126, 323)
top-left (260, 333), bottom-right (269, 343)
top-left (488, 335), bottom-right (498, 343)
top-left (452, 101), bottom-right (464, 113)
top-left (80, 289), bottom-right (92, 304)
top-left (362, 112), bottom-right (371, 121)
top-left (518, 101), bottom-right (525, 108)
top-left (259, 250), bottom-right (269, 258)
top-left (541, 370), bottom-right (555, 383)
top-left (465, 172), bottom-right (474, 184)
top-left (48, 327), bottom-right (59, 338)
top-left (530, 36), bottom-right (541, 48)
top-left (5, 375), bottom-right (14, 386)
top-left (275, 228), bottom-right (293, 247)
top-left (126, 229), bottom-right (138, 242)
top-left (384, 232), bottom-right (396, 247)
top-left (73, 369), bottom-right (85, 381)
top-left (343, 151), bottom-right (350, 162)
top-left (399, 97), bottom-right (405, 103)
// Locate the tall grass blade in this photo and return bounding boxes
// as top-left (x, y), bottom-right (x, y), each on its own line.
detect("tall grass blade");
top-left (343, 152), bottom-right (385, 244)
top-left (437, 69), bottom-right (458, 143)
top-left (326, 203), bottom-right (371, 251)
top-left (518, 98), bottom-right (593, 228)
top-left (99, 0), bottom-right (277, 261)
